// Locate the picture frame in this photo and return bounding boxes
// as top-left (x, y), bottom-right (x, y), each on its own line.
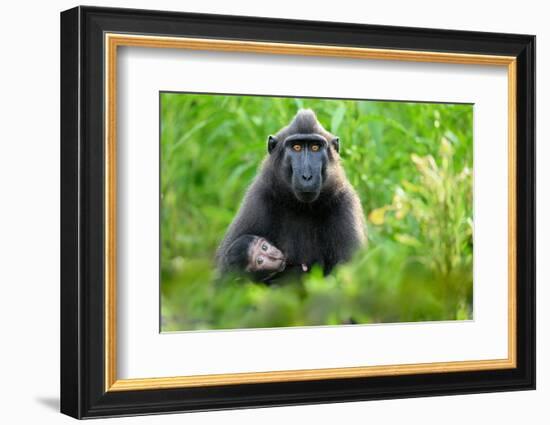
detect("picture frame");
top-left (60, 5), bottom-right (535, 419)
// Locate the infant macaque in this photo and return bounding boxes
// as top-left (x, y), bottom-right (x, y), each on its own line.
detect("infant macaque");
top-left (224, 235), bottom-right (286, 282)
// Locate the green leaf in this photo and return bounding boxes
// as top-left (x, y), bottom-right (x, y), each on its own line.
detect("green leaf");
top-left (394, 234), bottom-right (421, 247)
top-left (330, 105), bottom-right (346, 134)
top-left (368, 206), bottom-right (389, 225)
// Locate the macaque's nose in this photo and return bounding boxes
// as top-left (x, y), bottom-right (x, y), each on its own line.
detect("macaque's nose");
top-left (301, 173), bottom-right (313, 181)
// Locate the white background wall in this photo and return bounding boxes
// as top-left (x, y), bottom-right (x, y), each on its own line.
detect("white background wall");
top-left (0, 0), bottom-right (545, 423)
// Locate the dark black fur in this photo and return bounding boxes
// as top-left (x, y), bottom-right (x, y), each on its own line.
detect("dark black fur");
top-left (216, 109), bottom-right (366, 279)
top-left (223, 234), bottom-right (256, 271)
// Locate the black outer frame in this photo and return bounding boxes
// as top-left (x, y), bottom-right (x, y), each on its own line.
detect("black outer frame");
top-left (60, 5), bottom-right (536, 419)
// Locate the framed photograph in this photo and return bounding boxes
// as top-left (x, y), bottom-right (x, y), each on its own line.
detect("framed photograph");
top-left (60, 6), bottom-right (535, 419)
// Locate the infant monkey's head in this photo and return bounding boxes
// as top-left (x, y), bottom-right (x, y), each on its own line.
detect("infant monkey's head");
top-left (246, 236), bottom-right (286, 274)
top-left (225, 235), bottom-right (286, 281)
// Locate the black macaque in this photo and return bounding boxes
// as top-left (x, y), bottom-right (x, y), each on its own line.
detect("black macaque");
top-left (216, 109), bottom-right (366, 282)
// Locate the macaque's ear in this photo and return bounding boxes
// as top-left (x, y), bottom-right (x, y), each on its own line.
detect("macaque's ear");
top-left (331, 137), bottom-right (340, 153)
top-left (267, 135), bottom-right (279, 154)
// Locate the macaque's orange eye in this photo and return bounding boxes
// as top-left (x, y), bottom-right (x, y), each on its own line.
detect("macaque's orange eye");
top-left (311, 144), bottom-right (320, 152)
top-left (292, 144), bottom-right (302, 152)
top-left (262, 244), bottom-right (268, 251)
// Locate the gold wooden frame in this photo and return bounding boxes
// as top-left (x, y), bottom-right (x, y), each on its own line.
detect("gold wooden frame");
top-left (104, 33), bottom-right (517, 392)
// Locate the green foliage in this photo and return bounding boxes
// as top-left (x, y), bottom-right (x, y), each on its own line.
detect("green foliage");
top-left (160, 93), bottom-right (473, 331)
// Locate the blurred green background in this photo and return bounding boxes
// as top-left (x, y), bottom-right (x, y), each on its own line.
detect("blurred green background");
top-left (160, 93), bottom-right (473, 332)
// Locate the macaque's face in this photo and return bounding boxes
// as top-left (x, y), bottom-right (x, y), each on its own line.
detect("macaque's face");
top-left (247, 237), bottom-right (286, 273)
